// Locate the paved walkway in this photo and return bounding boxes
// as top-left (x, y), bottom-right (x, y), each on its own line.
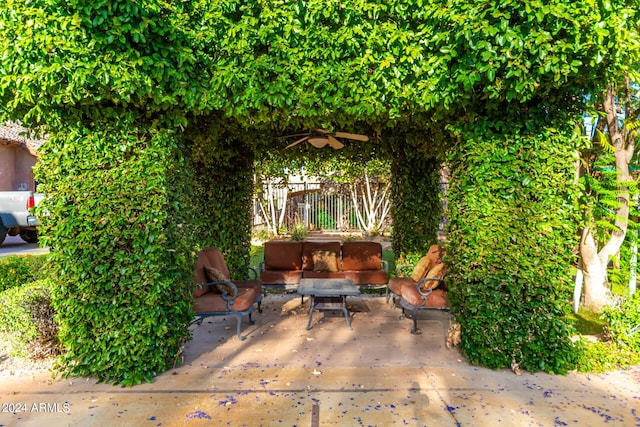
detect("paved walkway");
top-left (1, 294), bottom-right (638, 426)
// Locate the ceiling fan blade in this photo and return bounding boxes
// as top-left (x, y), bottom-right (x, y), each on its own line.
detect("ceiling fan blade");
top-left (278, 133), bottom-right (309, 139)
top-left (314, 128), bottom-right (332, 135)
top-left (334, 131), bottom-right (369, 141)
top-left (285, 136), bottom-right (309, 149)
top-left (327, 135), bottom-right (344, 149)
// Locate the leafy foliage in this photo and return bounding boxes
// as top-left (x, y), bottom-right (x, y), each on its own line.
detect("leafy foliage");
top-left (602, 293), bottom-right (640, 351)
top-left (35, 125), bottom-right (196, 386)
top-left (0, 255), bottom-right (49, 292)
top-left (187, 117), bottom-right (255, 271)
top-left (572, 294), bottom-right (640, 372)
top-left (1, 0), bottom-right (638, 382)
top-left (0, 279), bottom-right (61, 359)
top-left (446, 113), bottom-right (582, 373)
top-left (389, 137), bottom-right (443, 259)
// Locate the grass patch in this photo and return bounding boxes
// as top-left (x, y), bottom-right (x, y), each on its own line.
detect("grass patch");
top-left (565, 309), bottom-right (607, 336)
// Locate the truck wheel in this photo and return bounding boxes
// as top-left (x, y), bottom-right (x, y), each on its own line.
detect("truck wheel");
top-left (0, 223), bottom-right (6, 245)
top-left (19, 229), bottom-right (39, 244)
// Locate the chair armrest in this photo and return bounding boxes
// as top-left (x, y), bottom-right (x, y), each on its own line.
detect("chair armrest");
top-left (199, 280), bottom-right (240, 302)
top-left (416, 277), bottom-right (445, 297)
top-left (381, 259), bottom-right (389, 274)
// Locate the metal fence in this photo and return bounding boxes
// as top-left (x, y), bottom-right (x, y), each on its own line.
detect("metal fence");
top-left (253, 177), bottom-right (449, 234)
top-left (253, 181), bottom-right (386, 233)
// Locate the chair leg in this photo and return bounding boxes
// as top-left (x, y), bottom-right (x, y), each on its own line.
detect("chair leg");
top-left (410, 308), bottom-right (420, 334)
top-left (236, 315), bottom-right (246, 341)
top-left (256, 293), bottom-right (264, 313)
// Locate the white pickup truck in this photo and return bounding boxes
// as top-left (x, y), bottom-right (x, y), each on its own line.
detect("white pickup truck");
top-left (0, 191), bottom-right (43, 245)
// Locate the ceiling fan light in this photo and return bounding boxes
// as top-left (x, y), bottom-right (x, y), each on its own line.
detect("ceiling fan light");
top-left (308, 136), bottom-right (329, 148)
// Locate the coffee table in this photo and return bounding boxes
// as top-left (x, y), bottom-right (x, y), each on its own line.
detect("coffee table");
top-left (297, 278), bottom-right (361, 330)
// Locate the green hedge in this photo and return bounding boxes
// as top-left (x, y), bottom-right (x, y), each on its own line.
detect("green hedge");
top-left (0, 255), bottom-right (49, 292)
top-left (188, 117), bottom-right (255, 270)
top-left (2, 0), bottom-right (634, 384)
top-left (0, 279), bottom-right (60, 359)
top-left (390, 139), bottom-right (443, 259)
top-left (602, 293), bottom-right (640, 351)
top-left (36, 126), bottom-right (195, 386)
top-left (446, 113), bottom-right (581, 374)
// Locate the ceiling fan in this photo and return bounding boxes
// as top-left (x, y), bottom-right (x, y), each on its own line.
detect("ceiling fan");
top-left (283, 128), bottom-right (369, 150)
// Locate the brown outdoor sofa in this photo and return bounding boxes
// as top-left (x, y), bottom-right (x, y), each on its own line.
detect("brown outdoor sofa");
top-left (386, 244), bottom-right (451, 334)
top-left (259, 240), bottom-right (388, 288)
top-left (192, 247), bottom-right (263, 340)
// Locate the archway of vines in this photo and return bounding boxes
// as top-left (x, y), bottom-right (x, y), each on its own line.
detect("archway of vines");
top-left (1, 0), bottom-right (632, 384)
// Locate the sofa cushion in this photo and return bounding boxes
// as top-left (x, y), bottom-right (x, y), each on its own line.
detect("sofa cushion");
top-left (194, 287), bottom-right (259, 313)
top-left (427, 262), bottom-right (446, 279)
top-left (387, 276), bottom-right (413, 297)
top-left (410, 255), bottom-right (431, 282)
top-left (410, 244), bottom-right (445, 281)
top-left (260, 269), bottom-right (303, 285)
top-left (401, 287), bottom-right (450, 308)
top-left (419, 263), bottom-right (446, 292)
top-left (263, 241), bottom-right (303, 270)
top-left (343, 269), bottom-right (388, 286)
top-left (205, 266), bottom-right (227, 282)
top-left (302, 270), bottom-right (346, 279)
top-left (341, 241), bottom-right (382, 271)
top-left (312, 250), bottom-right (340, 272)
top-left (233, 279), bottom-right (263, 295)
top-left (194, 247), bottom-right (231, 287)
top-left (302, 241), bottom-right (342, 271)
top-left (193, 284), bottom-right (209, 298)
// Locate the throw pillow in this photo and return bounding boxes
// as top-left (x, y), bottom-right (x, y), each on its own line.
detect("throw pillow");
top-left (205, 266), bottom-right (227, 282)
top-left (410, 255), bottom-right (431, 282)
top-left (420, 262), bottom-right (447, 292)
top-left (204, 266), bottom-right (236, 298)
top-left (312, 250), bottom-right (339, 272)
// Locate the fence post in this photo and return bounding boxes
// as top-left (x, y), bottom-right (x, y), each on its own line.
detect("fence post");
top-left (304, 182), bottom-right (309, 229)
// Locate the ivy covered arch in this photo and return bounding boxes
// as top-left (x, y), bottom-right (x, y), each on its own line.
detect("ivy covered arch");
top-left (1, 0), bottom-right (634, 384)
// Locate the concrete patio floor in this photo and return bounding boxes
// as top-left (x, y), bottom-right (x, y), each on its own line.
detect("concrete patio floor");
top-left (1, 294), bottom-right (638, 426)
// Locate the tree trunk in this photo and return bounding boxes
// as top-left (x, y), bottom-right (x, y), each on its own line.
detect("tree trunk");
top-left (580, 227), bottom-right (614, 311)
top-left (579, 84), bottom-right (633, 311)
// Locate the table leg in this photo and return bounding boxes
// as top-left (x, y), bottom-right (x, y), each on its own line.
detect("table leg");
top-left (306, 296), bottom-right (315, 330)
top-left (341, 295), bottom-right (352, 330)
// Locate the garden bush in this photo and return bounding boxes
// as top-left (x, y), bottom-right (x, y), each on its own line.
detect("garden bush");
top-left (447, 115), bottom-right (580, 374)
top-left (0, 255), bottom-right (49, 292)
top-left (0, 279), bottom-right (61, 360)
top-left (602, 293), bottom-right (640, 351)
top-left (574, 339), bottom-right (640, 373)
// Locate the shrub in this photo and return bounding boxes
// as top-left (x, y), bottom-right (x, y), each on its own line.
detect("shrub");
top-left (0, 279), bottom-right (61, 360)
top-left (602, 293), bottom-right (640, 351)
top-left (447, 116), bottom-right (580, 374)
top-left (569, 294), bottom-right (640, 372)
top-left (0, 255), bottom-right (49, 292)
top-left (290, 222), bottom-right (308, 241)
top-left (574, 339), bottom-right (640, 373)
